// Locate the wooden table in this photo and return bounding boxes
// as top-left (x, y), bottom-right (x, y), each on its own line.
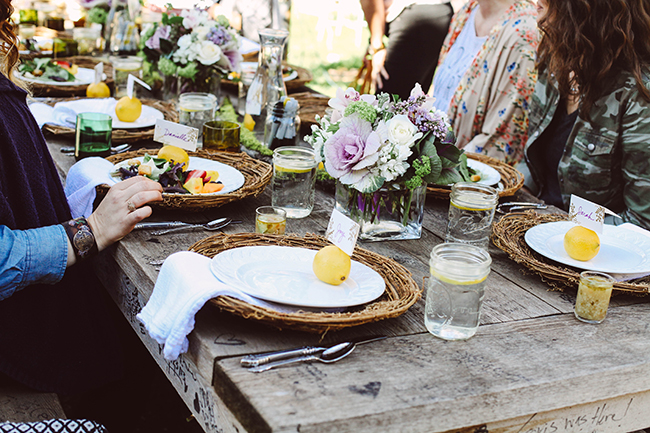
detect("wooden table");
top-left (47, 137), bottom-right (650, 433)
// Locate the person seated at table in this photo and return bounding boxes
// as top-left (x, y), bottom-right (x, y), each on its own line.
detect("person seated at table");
top-left (522, 0), bottom-right (650, 229)
top-left (0, 0), bottom-right (163, 399)
top-left (430, 0), bottom-right (538, 165)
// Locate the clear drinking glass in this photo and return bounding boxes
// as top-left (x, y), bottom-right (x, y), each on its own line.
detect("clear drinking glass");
top-left (110, 55), bottom-right (143, 98)
top-left (178, 93), bottom-right (217, 145)
top-left (203, 120), bottom-right (241, 152)
top-left (425, 243), bottom-right (492, 340)
top-left (75, 113), bottom-right (112, 161)
top-left (255, 206), bottom-right (287, 235)
top-left (445, 182), bottom-right (499, 250)
top-left (574, 271), bottom-right (615, 324)
top-left (271, 146), bottom-right (317, 219)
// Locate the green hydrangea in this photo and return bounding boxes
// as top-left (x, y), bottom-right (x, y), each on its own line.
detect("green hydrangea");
top-left (177, 62), bottom-right (199, 80)
top-left (157, 57), bottom-right (177, 76)
top-left (215, 15), bottom-right (230, 27)
top-left (344, 101), bottom-right (377, 124)
top-left (87, 6), bottom-right (108, 25)
top-left (405, 156), bottom-right (432, 189)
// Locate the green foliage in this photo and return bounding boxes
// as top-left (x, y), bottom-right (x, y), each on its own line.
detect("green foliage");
top-left (177, 62), bottom-right (198, 80)
top-left (86, 6), bottom-right (108, 25)
top-left (157, 57), bottom-right (177, 76)
top-left (216, 99), bottom-right (272, 156)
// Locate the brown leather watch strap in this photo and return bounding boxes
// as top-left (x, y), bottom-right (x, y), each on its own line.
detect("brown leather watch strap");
top-left (61, 217), bottom-right (98, 261)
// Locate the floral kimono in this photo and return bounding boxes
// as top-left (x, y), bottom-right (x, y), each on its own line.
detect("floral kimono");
top-left (436, 0), bottom-right (538, 164)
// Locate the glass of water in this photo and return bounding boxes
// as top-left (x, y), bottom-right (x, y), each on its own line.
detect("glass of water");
top-left (271, 146), bottom-right (317, 218)
top-left (425, 243), bottom-right (492, 340)
top-left (178, 93), bottom-right (217, 145)
top-left (110, 55), bottom-right (143, 98)
top-left (445, 182), bottom-right (499, 250)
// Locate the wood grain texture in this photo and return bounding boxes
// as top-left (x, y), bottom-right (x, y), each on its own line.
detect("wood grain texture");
top-left (215, 304), bottom-right (650, 433)
top-left (0, 388), bottom-right (66, 422)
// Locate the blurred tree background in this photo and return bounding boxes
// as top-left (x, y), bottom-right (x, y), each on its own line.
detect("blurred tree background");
top-left (286, 0), bottom-right (369, 97)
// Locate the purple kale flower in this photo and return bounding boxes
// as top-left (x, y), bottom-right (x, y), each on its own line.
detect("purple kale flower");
top-left (324, 114), bottom-right (381, 185)
top-left (145, 25), bottom-right (171, 51)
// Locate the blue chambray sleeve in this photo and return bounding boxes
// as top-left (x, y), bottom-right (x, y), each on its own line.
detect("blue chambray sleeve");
top-left (0, 225), bottom-right (68, 301)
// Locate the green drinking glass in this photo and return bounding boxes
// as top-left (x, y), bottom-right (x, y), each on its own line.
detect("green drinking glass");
top-left (75, 113), bottom-right (112, 161)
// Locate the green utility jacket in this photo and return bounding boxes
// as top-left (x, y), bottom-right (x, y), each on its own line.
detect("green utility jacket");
top-left (524, 71), bottom-right (650, 229)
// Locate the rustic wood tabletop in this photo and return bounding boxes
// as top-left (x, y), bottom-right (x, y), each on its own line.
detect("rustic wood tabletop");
top-left (46, 135), bottom-right (650, 433)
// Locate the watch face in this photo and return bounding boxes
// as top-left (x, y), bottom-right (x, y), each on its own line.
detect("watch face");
top-left (73, 227), bottom-right (95, 254)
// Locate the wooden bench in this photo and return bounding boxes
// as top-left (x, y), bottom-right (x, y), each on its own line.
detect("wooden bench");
top-left (0, 383), bottom-right (66, 423)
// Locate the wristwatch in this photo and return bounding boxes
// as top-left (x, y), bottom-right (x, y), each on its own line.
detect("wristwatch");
top-left (62, 217), bottom-right (98, 261)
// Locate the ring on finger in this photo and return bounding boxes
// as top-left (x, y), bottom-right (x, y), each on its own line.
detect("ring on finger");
top-left (127, 201), bottom-right (136, 213)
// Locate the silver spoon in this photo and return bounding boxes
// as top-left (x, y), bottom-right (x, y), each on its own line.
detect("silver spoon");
top-left (152, 217), bottom-right (234, 235)
top-left (248, 342), bottom-right (355, 373)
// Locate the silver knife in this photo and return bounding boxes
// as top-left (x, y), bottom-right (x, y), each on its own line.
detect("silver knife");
top-left (133, 221), bottom-right (190, 230)
top-left (240, 335), bottom-right (386, 368)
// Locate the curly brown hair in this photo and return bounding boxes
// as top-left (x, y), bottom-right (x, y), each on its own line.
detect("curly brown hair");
top-left (537, 0), bottom-right (650, 118)
top-left (0, 0), bottom-right (20, 82)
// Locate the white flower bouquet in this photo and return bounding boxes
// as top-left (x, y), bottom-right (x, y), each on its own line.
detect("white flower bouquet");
top-left (305, 84), bottom-right (473, 240)
top-left (140, 8), bottom-right (241, 93)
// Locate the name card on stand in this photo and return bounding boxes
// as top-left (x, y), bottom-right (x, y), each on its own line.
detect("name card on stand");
top-left (568, 195), bottom-right (605, 234)
top-left (153, 119), bottom-right (199, 151)
top-left (325, 208), bottom-right (360, 256)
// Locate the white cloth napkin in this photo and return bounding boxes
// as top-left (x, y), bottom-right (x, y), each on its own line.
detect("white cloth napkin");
top-left (29, 98), bottom-right (118, 128)
top-left (137, 251), bottom-right (267, 360)
top-left (64, 157), bottom-right (117, 218)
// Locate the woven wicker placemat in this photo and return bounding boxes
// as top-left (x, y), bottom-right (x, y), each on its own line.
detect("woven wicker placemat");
top-left (24, 56), bottom-right (115, 97)
top-left (41, 98), bottom-right (178, 144)
top-left (221, 63), bottom-right (313, 93)
top-left (99, 149), bottom-right (272, 211)
top-left (492, 211), bottom-right (650, 294)
top-left (189, 232), bottom-right (421, 333)
top-left (292, 91), bottom-right (330, 127)
top-left (427, 153), bottom-right (524, 199)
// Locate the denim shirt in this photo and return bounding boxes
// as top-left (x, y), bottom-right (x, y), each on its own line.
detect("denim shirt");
top-left (0, 225), bottom-right (68, 301)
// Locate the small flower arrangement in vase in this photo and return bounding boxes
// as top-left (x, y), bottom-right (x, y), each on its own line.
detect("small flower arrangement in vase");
top-left (140, 8), bottom-right (242, 100)
top-left (306, 84), bottom-right (473, 241)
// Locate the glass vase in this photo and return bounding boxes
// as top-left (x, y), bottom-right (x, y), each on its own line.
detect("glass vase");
top-left (161, 72), bottom-right (221, 105)
top-left (245, 28), bottom-right (289, 137)
top-left (335, 181), bottom-right (426, 241)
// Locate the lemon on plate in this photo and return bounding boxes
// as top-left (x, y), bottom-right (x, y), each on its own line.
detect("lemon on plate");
top-left (313, 245), bottom-right (351, 286)
top-left (243, 113), bottom-right (255, 131)
top-left (157, 145), bottom-right (190, 170)
top-left (564, 225), bottom-right (600, 261)
top-left (86, 82), bottom-right (110, 98)
top-left (115, 96), bottom-right (142, 122)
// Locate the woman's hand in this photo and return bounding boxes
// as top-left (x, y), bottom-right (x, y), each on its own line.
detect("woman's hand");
top-left (369, 48), bottom-right (389, 92)
top-left (87, 176), bottom-right (163, 251)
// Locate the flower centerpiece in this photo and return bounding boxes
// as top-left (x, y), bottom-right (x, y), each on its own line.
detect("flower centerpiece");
top-left (140, 8), bottom-right (242, 99)
top-left (306, 84), bottom-right (474, 241)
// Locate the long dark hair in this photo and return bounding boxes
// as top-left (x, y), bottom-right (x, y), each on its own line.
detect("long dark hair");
top-left (537, 0), bottom-right (650, 118)
top-left (0, 0), bottom-right (20, 82)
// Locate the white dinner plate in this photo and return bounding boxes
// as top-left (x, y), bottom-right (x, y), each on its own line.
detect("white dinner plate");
top-left (524, 221), bottom-right (650, 274)
top-left (467, 159), bottom-right (501, 186)
top-left (112, 156), bottom-right (245, 195)
top-left (210, 246), bottom-right (386, 308)
top-left (17, 67), bottom-right (100, 86)
top-left (110, 105), bottom-right (165, 129)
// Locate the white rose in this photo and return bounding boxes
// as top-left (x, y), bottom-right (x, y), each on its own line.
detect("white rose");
top-left (387, 114), bottom-right (422, 147)
top-left (193, 25), bottom-right (210, 40)
top-left (195, 41), bottom-right (222, 65)
top-left (177, 34), bottom-right (193, 50)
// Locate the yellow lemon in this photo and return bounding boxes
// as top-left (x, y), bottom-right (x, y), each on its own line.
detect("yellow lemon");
top-left (313, 245), bottom-right (351, 286)
top-left (86, 82), bottom-right (110, 98)
top-left (157, 145), bottom-right (190, 170)
top-left (564, 226), bottom-right (600, 261)
top-left (243, 113), bottom-right (255, 131)
top-left (115, 96), bottom-right (142, 122)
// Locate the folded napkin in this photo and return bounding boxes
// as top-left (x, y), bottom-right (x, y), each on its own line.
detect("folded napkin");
top-left (29, 98), bottom-right (118, 128)
top-left (64, 157), bottom-right (117, 218)
top-left (137, 251), bottom-right (267, 360)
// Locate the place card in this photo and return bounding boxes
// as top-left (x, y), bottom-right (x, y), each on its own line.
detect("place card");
top-left (153, 119), bottom-right (199, 151)
top-left (568, 195), bottom-right (605, 234)
top-left (93, 62), bottom-right (103, 84)
top-left (325, 208), bottom-right (360, 256)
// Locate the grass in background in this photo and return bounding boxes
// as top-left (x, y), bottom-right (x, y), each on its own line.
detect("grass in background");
top-left (286, 1), bottom-right (369, 97)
